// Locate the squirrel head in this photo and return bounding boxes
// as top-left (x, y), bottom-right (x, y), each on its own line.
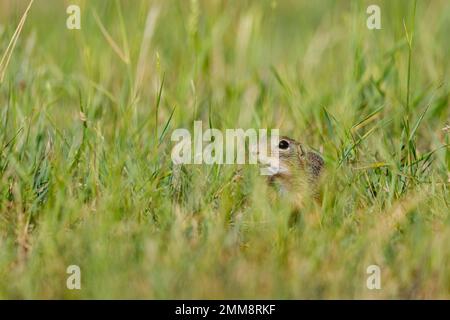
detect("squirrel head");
top-left (258, 136), bottom-right (324, 194)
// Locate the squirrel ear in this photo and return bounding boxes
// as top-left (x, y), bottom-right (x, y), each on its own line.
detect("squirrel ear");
top-left (297, 144), bottom-right (306, 157)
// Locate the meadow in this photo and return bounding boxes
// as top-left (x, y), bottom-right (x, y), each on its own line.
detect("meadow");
top-left (0, 0), bottom-right (449, 299)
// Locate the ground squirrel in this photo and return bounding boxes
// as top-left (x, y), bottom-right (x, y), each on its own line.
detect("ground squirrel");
top-left (256, 136), bottom-right (324, 209)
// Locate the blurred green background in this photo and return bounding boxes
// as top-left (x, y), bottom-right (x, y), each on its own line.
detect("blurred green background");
top-left (0, 0), bottom-right (449, 298)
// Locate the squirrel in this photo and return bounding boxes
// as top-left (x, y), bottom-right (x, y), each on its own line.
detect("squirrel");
top-left (254, 136), bottom-right (324, 217)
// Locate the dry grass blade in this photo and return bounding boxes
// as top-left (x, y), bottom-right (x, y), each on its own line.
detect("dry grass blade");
top-left (133, 5), bottom-right (160, 97)
top-left (0, 0), bottom-right (35, 83)
top-left (93, 10), bottom-right (130, 64)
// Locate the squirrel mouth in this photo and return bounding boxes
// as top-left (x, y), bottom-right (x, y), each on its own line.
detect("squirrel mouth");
top-left (263, 164), bottom-right (289, 175)
top-left (254, 153), bottom-right (287, 176)
top-left (249, 143), bottom-right (287, 176)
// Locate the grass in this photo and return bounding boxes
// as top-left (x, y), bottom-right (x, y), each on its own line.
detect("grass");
top-left (0, 0), bottom-right (449, 299)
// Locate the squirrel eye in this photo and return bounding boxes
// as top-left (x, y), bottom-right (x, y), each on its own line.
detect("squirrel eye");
top-left (278, 140), bottom-right (289, 150)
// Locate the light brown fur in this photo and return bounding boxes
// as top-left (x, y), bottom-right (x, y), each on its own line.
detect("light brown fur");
top-left (266, 136), bottom-right (324, 209)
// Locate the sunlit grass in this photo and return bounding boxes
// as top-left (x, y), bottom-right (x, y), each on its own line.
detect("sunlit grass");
top-left (0, 0), bottom-right (449, 298)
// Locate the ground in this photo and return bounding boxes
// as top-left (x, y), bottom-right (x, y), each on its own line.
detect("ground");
top-left (0, 0), bottom-right (449, 298)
